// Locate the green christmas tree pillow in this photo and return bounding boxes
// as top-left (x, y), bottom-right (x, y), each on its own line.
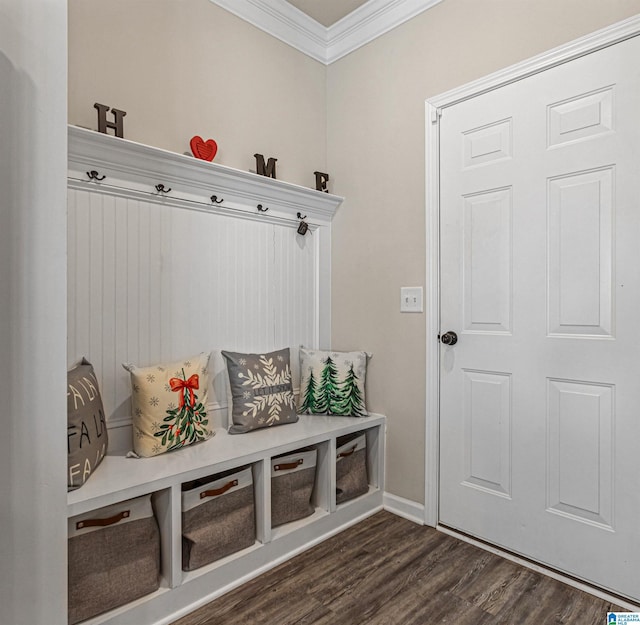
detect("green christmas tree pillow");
top-left (123, 352), bottom-right (213, 457)
top-left (298, 348), bottom-right (369, 417)
top-left (222, 347), bottom-right (298, 434)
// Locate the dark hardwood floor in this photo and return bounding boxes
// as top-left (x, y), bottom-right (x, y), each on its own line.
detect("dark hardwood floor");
top-left (171, 511), bottom-right (624, 625)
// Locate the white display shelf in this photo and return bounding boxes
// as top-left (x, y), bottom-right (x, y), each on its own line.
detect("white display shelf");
top-left (68, 125), bottom-right (343, 226)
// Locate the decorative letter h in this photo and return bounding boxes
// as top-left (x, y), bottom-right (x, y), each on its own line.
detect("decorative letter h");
top-left (94, 103), bottom-right (127, 138)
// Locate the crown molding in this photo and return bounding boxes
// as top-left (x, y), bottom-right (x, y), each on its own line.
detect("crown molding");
top-left (210, 0), bottom-right (328, 62)
top-left (209, 0), bottom-right (443, 64)
top-left (326, 0), bottom-right (443, 63)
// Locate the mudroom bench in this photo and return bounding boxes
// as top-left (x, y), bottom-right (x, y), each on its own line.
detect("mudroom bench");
top-left (67, 414), bottom-right (386, 625)
top-left (66, 126), bottom-right (382, 624)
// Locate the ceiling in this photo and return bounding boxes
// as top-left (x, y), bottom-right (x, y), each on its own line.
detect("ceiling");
top-left (209, 0), bottom-right (443, 64)
top-left (285, 0), bottom-right (371, 27)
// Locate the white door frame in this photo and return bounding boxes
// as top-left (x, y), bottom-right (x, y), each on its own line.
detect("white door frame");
top-left (424, 14), bottom-right (640, 529)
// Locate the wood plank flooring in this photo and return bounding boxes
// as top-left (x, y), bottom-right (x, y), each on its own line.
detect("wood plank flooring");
top-left (171, 511), bottom-right (624, 625)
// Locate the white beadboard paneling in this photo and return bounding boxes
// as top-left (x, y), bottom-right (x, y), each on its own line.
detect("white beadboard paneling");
top-left (67, 190), bottom-right (77, 364)
top-left (68, 127), bottom-right (340, 448)
top-left (73, 191), bottom-right (91, 361)
top-left (274, 224), bottom-right (318, 349)
top-left (113, 196), bottom-right (131, 420)
top-left (101, 193), bottom-right (117, 420)
top-left (68, 190), bottom-right (321, 440)
top-left (274, 225), bottom-right (319, 391)
top-left (89, 191), bottom-right (104, 367)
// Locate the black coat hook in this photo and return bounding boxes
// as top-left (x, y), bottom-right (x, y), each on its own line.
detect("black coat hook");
top-left (210, 195), bottom-right (224, 204)
top-left (297, 212), bottom-right (310, 235)
top-left (257, 204), bottom-right (269, 212)
top-left (155, 183), bottom-right (171, 194)
top-left (86, 170), bottom-right (106, 181)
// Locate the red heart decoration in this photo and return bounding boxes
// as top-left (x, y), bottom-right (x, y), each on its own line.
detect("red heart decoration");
top-left (190, 136), bottom-right (218, 162)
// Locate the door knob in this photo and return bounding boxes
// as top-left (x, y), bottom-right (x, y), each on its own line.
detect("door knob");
top-left (440, 331), bottom-right (458, 346)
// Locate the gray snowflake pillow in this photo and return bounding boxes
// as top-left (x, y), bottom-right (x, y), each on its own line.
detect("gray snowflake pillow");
top-left (222, 348), bottom-right (298, 434)
top-left (298, 348), bottom-right (369, 417)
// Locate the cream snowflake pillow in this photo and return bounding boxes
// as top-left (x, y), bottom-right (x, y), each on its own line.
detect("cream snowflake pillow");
top-left (222, 347), bottom-right (298, 434)
top-left (123, 352), bottom-right (213, 457)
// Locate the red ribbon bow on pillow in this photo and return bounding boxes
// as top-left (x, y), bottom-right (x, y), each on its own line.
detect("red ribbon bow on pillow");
top-left (169, 374), bottom-right (200, 408)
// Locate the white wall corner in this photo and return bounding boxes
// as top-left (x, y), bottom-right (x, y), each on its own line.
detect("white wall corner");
top-left (209, 0), bottom-right (444, 64)
top-left (383, 492), bottom-right (426, 525)
top-left (1, 0), bottom-right (68, 623)
top-left (326, 0), bottom-right (444, 63)
top-left (209, 0), bottom-right (329, 63)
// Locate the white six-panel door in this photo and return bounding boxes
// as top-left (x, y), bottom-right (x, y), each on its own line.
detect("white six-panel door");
top-left (439, 34), bottom-right (640, 602)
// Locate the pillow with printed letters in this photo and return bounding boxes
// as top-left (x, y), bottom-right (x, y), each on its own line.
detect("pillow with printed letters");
top-left (67, 358), bottom-right (109, 490)
top-left (222, 347), bottom-right (297, 434)
top-left (123, 352), bottom-right (212, 457)
top-left (298, 348), bottom-right (369, 417)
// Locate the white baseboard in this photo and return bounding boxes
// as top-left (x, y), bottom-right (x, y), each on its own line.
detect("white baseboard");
top-left (383, 492), bottom-right (425, 525)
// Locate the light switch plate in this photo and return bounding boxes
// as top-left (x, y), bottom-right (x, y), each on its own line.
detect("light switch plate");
top-left (400, 287), bottom-right (423, 313)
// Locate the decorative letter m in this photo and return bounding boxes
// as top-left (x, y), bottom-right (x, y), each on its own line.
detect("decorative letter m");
top-left (254, 153), bottom-right (277, 179)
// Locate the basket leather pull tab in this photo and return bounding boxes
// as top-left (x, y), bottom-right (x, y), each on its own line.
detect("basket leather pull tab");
top-left (200, 479), bottom-right (239, 499)
top-left (338, 444), bottom-right (358, 459)
top-left (76, 510), bottom-right (130, 530)
top-left (274, 458), bottom-right (304, 471)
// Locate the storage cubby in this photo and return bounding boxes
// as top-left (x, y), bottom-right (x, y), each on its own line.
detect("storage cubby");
top-left (67, 414), bottom-right (386, 625)
top-left (180, 465), bottom-right (256, 572)
top-left (334, 430), bottom-right (370, 506)
top-left (68, 490), bottom-right (168, 625)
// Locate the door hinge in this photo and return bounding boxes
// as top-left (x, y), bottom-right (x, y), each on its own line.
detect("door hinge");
top-left (431, 109), bottom-right (442, 124)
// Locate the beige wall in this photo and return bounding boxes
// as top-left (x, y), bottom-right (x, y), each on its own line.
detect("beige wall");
top-left (327, 0), bottom-right (640, 505)
top-left (69, 0), bottom-right (640, 509)
top-left (68, 0), bottom-right (327, 188)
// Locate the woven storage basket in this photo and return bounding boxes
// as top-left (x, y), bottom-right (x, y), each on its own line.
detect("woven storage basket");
top-left (336, 432), bottom-right (369, 504)
top-left (68, 494), bottom-right (160, 625)
top-left (271, 447), bottom-right (317, 527)
top-left (181, 466), bottom-right (256, 571)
